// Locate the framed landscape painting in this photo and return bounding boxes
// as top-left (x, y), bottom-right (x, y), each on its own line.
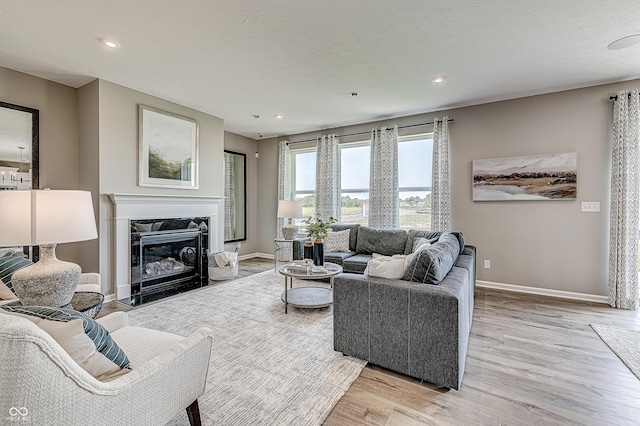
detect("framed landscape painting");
top-left (473, 152), bottom-right (577, 201)
top-left (139, 105), bottom-right (199, 189)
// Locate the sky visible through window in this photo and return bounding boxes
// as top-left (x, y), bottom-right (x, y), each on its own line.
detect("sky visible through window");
top-left (295, 137), bottom-right (433, 198)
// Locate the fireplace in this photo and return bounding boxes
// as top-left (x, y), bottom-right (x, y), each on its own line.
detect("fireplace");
top-left (109, 193), bottom-right (223, 302)
top-left (130, 223), bottom-right (206, 306)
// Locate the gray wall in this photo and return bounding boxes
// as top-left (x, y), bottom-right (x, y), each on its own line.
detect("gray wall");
top-left (257, 79), bottom-right (639, 297)
top-left (78, 79), bottom-right (225, 296)
top-left (0, 66), bottom-right (81, 265)
top-left (224, 131), bottom-right (259, 257)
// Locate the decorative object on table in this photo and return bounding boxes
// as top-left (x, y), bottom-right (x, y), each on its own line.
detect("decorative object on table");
top-left (303, 241), bottom-right (314, 260)
top-left (277, 200), bottom-right (303, 240)
top-left (139, 105), bottom-right (199, 189)
top-left (472, 152), bottom-right (577, 201)
top-left (286, 260), bottom-right (312, 275)
top-left (313, 239), bottom-right (325, 266)
top-left (0, 190), bottom-right (98, 307)
top-left (303, 214), bottom-right (337, 267)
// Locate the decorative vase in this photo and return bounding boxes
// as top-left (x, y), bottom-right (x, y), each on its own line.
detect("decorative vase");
top-left (313, 239), bottom-right (324, 266)
top-left (303, 241), bottom-right (314, 260)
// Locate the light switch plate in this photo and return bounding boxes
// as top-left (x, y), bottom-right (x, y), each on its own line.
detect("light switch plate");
top-left (581, 202), bottom-right (600, 213)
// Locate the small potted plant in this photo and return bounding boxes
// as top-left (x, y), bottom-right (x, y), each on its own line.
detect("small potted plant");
top-left (303, 214), bottom-right (337, 242)
top-left (303, 214), bottom-right (337, 266)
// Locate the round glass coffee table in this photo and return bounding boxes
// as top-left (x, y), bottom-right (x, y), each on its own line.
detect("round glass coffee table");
top-left (278, 262), bottom-right (343, 314)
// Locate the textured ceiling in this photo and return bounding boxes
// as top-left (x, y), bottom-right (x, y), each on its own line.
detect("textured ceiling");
top-left (0, 1), bottom-right (639, 139)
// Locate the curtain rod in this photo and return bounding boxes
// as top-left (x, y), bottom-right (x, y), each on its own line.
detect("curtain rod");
top-left (286, 118), bottom-right (455, 146)
top-left (609, 93), bottom-right (634, 101)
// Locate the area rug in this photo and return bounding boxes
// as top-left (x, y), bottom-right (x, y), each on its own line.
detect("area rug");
top-left (126, 269), bottom-right (366, 425)
top-left (591, 324), bottom-right (640, 380)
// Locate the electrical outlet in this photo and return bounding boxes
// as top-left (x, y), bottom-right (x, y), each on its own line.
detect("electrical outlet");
top-left (483, 260), bottom-right (491, 269)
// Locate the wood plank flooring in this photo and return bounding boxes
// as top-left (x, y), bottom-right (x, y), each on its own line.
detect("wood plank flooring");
top-left (99, 258), bottom-right (640, 425)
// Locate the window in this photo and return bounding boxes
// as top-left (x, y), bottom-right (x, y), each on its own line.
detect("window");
top-left (290, 133), bottom-right (433, 231)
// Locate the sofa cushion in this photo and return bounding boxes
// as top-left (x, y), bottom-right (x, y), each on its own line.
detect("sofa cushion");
top-left (356, 227), bottom-right (407, 256)
top-left (325, 229), bottom-right (351, 252)
top-left (343, 254), bottom-right (373, 274)
top-left (1, 305), bottom-right (131, 380)
top-left (324, 251), bottom-right (356, 266)
top-left (404, 232), bottom-right (460, 284)
top-left (0, 253), bottom-right (33, 299)
top-left (330, 224), bottom-right (361, 252)
top-left (405, 230), bottom-right (464, 255)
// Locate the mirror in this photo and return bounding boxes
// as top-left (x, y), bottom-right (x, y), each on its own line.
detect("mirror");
top-left (223, 150), bottom-right (246, 243)
top-left (0, 101), bottom-right (39, 191)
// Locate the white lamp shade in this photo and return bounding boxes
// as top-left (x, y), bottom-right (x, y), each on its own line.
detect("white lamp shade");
top-left (0, 190), bottom-right (98, 247)
top-left (0, 190), bottom-right (32, 246)
top-left (277, 200), bottom-right (302, 219)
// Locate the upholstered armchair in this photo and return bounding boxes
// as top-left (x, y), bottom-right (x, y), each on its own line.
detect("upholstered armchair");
top-left (0, 311), bottom-right (213, 425)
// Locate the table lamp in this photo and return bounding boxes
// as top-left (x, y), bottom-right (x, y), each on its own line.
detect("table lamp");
top-left (277, 200), bottom-right (302, 240)
top-left (0, 190), bottom-right (98, 307)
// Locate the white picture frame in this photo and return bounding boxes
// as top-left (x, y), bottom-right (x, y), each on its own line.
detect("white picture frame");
top-left (139, 105), bottom-right (199, 189)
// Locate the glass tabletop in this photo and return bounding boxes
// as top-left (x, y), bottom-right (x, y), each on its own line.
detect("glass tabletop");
top-left (279, 262), bottom-right (342, 277)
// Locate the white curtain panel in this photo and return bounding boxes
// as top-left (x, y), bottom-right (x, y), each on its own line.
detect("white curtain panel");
top-left (315, 134), bottom-right (341, 221)
top-left (431, 117), bottom-right (451, 231)
top-left (369, 125), bottom-right (399, 229)
top-left (277, 141), bottom-right (293, 261)
top-left (224, 152), bottom-right (236, 241)
top-left (608, 89), bottom-right (640, 310)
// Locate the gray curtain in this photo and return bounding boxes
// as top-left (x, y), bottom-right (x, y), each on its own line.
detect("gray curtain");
top-left (224, 152), bottom-right (236, 241)
top-left (277, 140), bottom-right (292, 260)
top-left (608, 89), bottom-right (640, 310)
top-left (315, 134), bottom-right (341, 221)
top-left (369, 126), bottom-right (399, 229)
top-left (431, 117), bottom-right (451, 231)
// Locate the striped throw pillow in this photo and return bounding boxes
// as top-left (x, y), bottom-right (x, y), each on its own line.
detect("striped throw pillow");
top-left (0, 253), bottom-right (33, 298)
top-left (1, 306), bottom-right (131, 380)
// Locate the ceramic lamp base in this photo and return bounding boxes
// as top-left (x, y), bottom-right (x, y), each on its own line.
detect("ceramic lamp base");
top-left (282, 223), bottom-right (298, 240)
top-left (11, 244), bottom-right (80, 307)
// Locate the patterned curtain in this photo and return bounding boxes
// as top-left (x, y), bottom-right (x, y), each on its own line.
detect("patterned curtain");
top-left (315, 134), bottom-right (341, 221)
top-left (608, 89), bottom-right (640, 310)
top-left (369, 126), bottom-right (399, 229)
top-left (224, 152), bottom-right (235, 241)
top-left (431, 117), bottom-right (451, 231)
top-left (277, 140), bottom-right (292, 260)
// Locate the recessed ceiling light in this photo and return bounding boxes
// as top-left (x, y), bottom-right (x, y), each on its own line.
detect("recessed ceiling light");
top-left (103, 39), bottom-right (118, 48)
top-left (432, 76), bottom-right (446, 84)
top-left (350, 92), bottom-right (359, 97)
top-left (275, 114), bottom-right (283, 119)
top-left (252, 115), bottom-right (260, 119)
top-left (608, 34), bottom-right (640, 50)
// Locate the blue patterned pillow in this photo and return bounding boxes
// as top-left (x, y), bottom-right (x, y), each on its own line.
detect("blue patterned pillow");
top-left (0, 253), bottom-right (32, 298)
top-left (1, 305), bottom-right (131, 380)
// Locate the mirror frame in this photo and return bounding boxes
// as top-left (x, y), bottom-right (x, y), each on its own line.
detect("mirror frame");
top-left (224, 150), bottom-right (247, 243)
top-left (0, 101), bottom-right (39, 190)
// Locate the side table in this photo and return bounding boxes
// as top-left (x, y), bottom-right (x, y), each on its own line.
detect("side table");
top-left (273, 238), bottom-right (297, 272)
top-left (4, 291), bottom-right (105, 319)
top-left (278, 262), bottom-right (343, 313)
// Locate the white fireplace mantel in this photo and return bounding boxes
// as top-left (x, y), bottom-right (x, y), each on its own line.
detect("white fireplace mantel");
top-left (109, 193), bottom-right (224, 300)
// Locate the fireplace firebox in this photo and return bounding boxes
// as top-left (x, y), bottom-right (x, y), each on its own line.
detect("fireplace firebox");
top-left (129, 218), bottom-right (209, 306)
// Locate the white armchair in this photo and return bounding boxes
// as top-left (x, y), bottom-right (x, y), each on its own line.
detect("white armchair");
top-left (0, 311), bottom-right (213, 425)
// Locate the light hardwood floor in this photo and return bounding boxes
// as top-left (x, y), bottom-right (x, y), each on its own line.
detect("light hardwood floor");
top-left (100, 258), bottom-right (640, 425)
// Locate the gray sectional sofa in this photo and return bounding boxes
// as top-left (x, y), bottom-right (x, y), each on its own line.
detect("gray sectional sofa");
top-left (293, 225), bottom-right (476, 390)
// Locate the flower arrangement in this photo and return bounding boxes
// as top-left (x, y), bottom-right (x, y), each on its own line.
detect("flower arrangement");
top-left (303, 214), bottom-right (337, 241)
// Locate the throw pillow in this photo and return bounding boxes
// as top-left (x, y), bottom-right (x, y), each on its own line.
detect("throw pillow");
top-left (404, 232), bottom-right (460, 284)
top-left (412, 237), bottom-right (431, 253)
top-left (364, 254), bottom-right (410, 279)
top-left (0, 253), bottom-right (33, 298)
top-left (1, 305), bottom-right (132, 381)
top-left (134, 223), bottom-right (152, 232)
top-left (0, 279), bottom-right (16, 300)
top-left (324, 229), bottom-right (350, 252)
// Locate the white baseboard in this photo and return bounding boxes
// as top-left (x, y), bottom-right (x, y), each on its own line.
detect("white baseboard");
top-left (476, 280), bottom-right (608, 304)
top-left (104, 293), bottom-right (116, 303)
top-left (246, 252), bottom-right (274, 260)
